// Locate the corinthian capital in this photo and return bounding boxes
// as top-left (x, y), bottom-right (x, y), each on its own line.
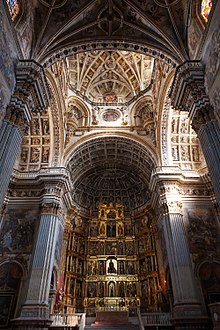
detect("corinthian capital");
top-left (161, 201), bottom-right (183, 215)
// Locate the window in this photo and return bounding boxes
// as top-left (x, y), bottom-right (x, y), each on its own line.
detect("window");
top-left (6, 0), bottom-right (20, 20)
top-left (200, 0), bottom-right (212, 22)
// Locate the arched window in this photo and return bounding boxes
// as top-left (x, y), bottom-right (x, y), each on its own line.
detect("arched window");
top-left (200, 0), bottom-right (213, 22)
top-left (6, 0), bottom-right (20, 21)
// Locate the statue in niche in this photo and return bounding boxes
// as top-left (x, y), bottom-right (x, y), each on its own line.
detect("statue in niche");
top-left (76, 282), bottom-right (82, 297)
top-left (118, 282), bottom-right (125, 297)
top-left (108, 282), bottom-right (115, 297)
top-left (88, 283), bottom-right (96, 298)
top-left (99, 261), bottom-right (105, 275)
top-left (118, 223), bottom-right (123, 236)
top-left (92, 106), bottom-right (99, 125)
top-left (171, 118), bottom-right (178, 133)
top-left (100, 223), bottom-right (105, 235)
top-left (118, 241), bottom-right (123, 255)
top-left (88, 261), bottom-right (96, 275)
top-left (98, 241), bottom-right (105, 254)
top-left (107, 259), bottom-right (117, 274)
top-left (98, 282), bottom-right (105, 297)
top-left (127, 261), bottom-right (135, 275)
top-left (119, 261), bottom-right (125, 274)
top-left (126, 241), bottom-right (134, 255)
top-left (70, 279), bottom-right (75, 294)
top-left (107, 222), bottom-right (116, 237)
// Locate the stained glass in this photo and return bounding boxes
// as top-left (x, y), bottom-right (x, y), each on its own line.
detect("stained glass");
top-left (6, 0), bottom-right (20, 20)
top-left (200, 0), bottom-right (212, 22)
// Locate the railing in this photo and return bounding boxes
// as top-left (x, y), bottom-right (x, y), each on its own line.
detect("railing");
top-left (50, 313), bottom-right (86, 328)
top-left (137, 308), bottom-right (145, 330)
top-left (142, 313), bottom-right (171, 326)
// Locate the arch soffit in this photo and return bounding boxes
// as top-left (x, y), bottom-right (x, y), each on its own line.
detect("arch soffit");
top-left (46, 71), bottom-right (65, 166)
top-left (63, 131), bottom-right (159, 169)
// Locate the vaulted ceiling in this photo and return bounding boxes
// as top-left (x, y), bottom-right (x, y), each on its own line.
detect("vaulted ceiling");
top-left (67, 136), bottom-right (156, 211)
top-left (32, 0), bottom-right (192, 64)
top-left (67, 50), bottom-right (154, 104)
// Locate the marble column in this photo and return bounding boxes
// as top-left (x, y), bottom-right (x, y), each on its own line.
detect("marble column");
top-left (13, 201), bottom-right (64, 330)
top-left (158, 182), bottom-right (209, 329)
top-left (0, 110), bottom-right (25, 209)
top-left (192, 108), bottom-right (220, 206)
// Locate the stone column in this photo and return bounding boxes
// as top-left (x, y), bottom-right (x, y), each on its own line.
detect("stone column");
top-left (170, 61), bottom-right (220, 207)
top-left (151, 173), bottom-right (209, 329)
top-left (0, 60), bottom-right (50, 210)
top-left (0, 109), bottom-right (26, 208)
top-left (191, 108), bottom-right (220, 206)
top-left (13, 201), bottom-right (65, 330)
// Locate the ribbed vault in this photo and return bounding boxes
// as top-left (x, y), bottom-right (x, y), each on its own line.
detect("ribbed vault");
top-left (67, 136), bottom-right (156, 211)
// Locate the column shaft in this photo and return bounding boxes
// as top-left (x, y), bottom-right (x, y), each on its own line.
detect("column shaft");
top-left (197, 120), bottom-right (220, 205)
top-left (25, 214), bottom-right (61, 305)
top-left (162, 213), bottom-right (197, 304)
top-left (0, 121), bottom-right (23, 208)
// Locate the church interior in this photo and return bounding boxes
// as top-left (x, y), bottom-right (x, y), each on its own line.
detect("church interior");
top-left (0, 0), bottom-right (220, 329)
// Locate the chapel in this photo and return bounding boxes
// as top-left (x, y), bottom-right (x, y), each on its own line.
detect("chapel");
top-left (0, 1), bottom-right (220, 329)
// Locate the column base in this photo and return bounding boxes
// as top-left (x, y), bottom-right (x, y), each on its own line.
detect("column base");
top-left (11, 304), bottom-right (52, 330)
top-left (171, 303), bottom-right (212, 330)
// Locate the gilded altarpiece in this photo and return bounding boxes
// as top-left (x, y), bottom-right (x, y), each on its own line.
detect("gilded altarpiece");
top-left (63, 203), bottom-right (162, 315)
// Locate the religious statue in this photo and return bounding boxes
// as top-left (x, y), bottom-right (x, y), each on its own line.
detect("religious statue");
top-left (107, 259), bottom-right (116, 273)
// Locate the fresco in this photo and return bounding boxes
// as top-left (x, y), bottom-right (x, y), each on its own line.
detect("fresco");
top-left (0, 209), bottom-right (38, 254)
top-left (187, 208), bottom-right (220, 262)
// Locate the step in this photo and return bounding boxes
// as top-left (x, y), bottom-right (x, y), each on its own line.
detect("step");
top-left (85, 326), bottom-right (139, 330)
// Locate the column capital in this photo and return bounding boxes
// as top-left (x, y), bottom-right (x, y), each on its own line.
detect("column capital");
top-left (191, 106), bottom-right (215, 134)
top-left (4, 105), bottom-right (29, 133)
top-left (161, 201), bottom-right (183, 215)
top-left (170, 61), bottom-right (211, 120)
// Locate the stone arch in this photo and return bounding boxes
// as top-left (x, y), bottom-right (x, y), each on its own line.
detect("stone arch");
top-left (197, 261), bottom-right (220, 305)
top-left (0, 261), bottom-right (24, 326)
top-left (65, 134), bottom-right (157, 212)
